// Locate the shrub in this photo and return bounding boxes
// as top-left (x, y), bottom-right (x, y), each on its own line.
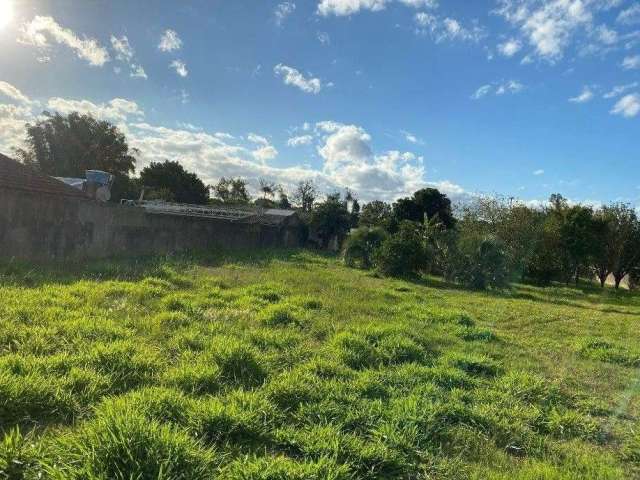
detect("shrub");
top-left (343, 227), bottom-right (388, 269)
top-left (375, 221), bottom-right (427, 277)
top-left (447, 234), bottom-right (510, 290)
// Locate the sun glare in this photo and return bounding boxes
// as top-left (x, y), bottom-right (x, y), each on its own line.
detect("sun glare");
top-left (0, 0), bottom-right (13, 29)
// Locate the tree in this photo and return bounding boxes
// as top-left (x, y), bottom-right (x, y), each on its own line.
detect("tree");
top-left (447, 234), bottom-right (509, 290)
top-left (14, 111), bottom-right (137, 201)
top-left (139, 161), bottom-right (209, 204)
top-left (259, 179), bottom-right (277, 201)
top-left (359, 201), bottom-right (393, 230)
top-left (310, 193), bottom-right (352, 249)
top-left (213, 177), bottom-right (250, 204)
top-left (277, 186), bottom-right (292, 209)
top-left (600, 204), bottom-right (640, 289)
top-left (343, 227), bottom-right (388, 269)
top-left (557, 205), bottom-right (599, 285)
top-left (413, 188), bottom-right (456, 229)
top-left (392, 188), bottom-right (455, 229)
top-left (293, 180), bottom-right (318, 212)
top-left (376, 221), bottom-right (427, 277)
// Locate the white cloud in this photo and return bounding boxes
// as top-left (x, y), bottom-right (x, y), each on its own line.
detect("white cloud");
top-left (595, 25), bottom-right (618, 45)
top-left (472, 84), bottom-right (493, 99)
top-left (617, 3), bottom-right (640, 25)
top-left (401, 130), bottom-right (424, 144)
top-left (110, 35), bottom-right (147, 80)
top-left (317, 31), bottom-right (331, 45)
top-left (18, 16), bottom-right (110, 66)
top-left (252, 145), bottom-right (279, 162)
top-left (497, 38), bottom-right (522, 57)
top-left (496, 80), bottom-right (523, 95)
top-left (533, 169), bottom-right (545, 175)
top-left (158, 29), bottom-right (182, 52)
top-left (622, 54), bottom-right (640, 69)
top-left (287, 135), bottom-right (314, 147)
top-left (170, 60), bottom-right (189, 77)
top-left (414, 12), bottom-right (485, 42)
top-left (0, 81), bottom-right (35, 105)
top-left (46, 97), bottom-right (144, 123)
top-left (274, 64), bottom-right (323, 94)
top-left (569, 86), bottom-right (594, 103)
top-left (247, 133), bottom-right (270, 146)
top-left (317, 0), bottom-right (436, 16)
top-left (603, 82), bottom-right (639, 98)
top-left (0, 104), bottom-right (34, 152)
top-left (611, 93), bottom-right (640, 117)
top-left (473, 80), bottom-right (523, 99)
top-left (275, 2), bottom-right (296, 26)
top-left (495, 0), bottom-right (594, 61)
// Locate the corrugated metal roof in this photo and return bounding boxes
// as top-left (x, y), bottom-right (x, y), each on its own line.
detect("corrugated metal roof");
top-left (0, 153), bottom-right (89, 199)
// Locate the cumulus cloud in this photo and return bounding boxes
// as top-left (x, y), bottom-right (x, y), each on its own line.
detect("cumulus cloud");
top-left (170, 60), bottom-right (189, 77)
top-left (533, 169), bottom-right (545, 175)
top-left (569, 86), bottom-right (594, 103)
top-left (622, 54), bottom-right (640, 69)
top-left (274, 64), bottom-right (323, 94)
top-left (111, 35), bottom-right (147, 79)
top-left (275, 2), bottom-right (296, 25)
top-left (610, 93), bottom-right (640, 117)
top-left (46, 97), bottom-right (144, 123)
top-left (18, 16), bottom-right (110, 66)
top-left (158, 29), bottom-right (182, 52)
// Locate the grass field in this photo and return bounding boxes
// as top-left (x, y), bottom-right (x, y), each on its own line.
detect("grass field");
top-left (1, 249), bottom-right (640, 479)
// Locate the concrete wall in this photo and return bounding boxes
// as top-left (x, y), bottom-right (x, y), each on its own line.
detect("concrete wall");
top-left (0, 188), bottom-right (299, 262)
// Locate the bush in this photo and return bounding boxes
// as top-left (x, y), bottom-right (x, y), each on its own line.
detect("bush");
top-left (447, 234), bottom-right (510, 290)
top-left (343, 227), bottom-right (388, 269)
top-left (375, 221), bottom-right (426, 277)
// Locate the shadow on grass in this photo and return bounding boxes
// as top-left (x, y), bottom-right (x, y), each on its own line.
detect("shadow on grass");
top-left (0, 248), bottom-right (326, 288)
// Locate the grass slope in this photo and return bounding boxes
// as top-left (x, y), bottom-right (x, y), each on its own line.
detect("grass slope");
top-left (1, 249), bottom-right (640, 479)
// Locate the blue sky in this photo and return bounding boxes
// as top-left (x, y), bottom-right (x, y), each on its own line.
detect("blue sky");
top-left (0, 0), bottom-right (638, 205)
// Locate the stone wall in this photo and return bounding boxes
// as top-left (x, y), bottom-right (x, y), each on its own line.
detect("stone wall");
top-left (0, 188), bottom-right (299, 262)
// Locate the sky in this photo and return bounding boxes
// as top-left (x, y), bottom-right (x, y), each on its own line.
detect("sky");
top-left (0, 0), bottom-right (638, 206)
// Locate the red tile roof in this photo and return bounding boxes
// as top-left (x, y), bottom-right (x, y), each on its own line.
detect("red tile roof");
top-left (0, 152), bottom-right (89, 199)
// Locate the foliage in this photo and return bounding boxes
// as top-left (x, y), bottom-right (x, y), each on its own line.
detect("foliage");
top-left (359, 201), bottom-right (393, 230)
top-left (446, 233), bottom-right (510, 290)
top-left (292, 180), bottom-right (318, 212)
top-left (213, 177), bottom-right (251, 205)
top-left (310, 194), bottom-right (352, 248)
top-left (343, 227), bottom-right (388, 269)
top-left (13, 111), bottom-right (137, 202)
top-left (393, 188), bottom-right (455, 229)
top-left (375, 221), bottom-right (427, 276)
top-left (0, 250), bottom-right (638, 478)
top-left (139, 160), bottom-right (209, 204)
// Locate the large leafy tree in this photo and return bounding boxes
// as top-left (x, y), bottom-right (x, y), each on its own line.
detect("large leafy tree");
top-left (310, 193), bottom-right (352, 248)
top-left (139, 160), bottom-right (209, 204)
top-left (15, 111), bottom-right (137, 178)
top-left (293, 180), bottom-right (318, 212)
top-left (359, 200), bottom-right (393, 230)
top-left (392, 188), bottom-right (455, 229)
top-left (14, 111), bottom-right (138, 201)
top-left (598, 204), bottom-right (640, 289)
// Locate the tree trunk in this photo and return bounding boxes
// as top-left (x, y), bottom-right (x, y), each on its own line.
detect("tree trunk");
top-left (614, 274), bottom-right (623, 289)
top-left (599, 275), bottom-right (606, 288)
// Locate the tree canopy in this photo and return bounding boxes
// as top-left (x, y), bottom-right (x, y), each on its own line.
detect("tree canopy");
top-left (139, 161), bottom-right (209, 204)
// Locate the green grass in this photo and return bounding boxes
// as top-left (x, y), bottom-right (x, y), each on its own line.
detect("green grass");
top-left (1, 249), bottom-right (640, 479)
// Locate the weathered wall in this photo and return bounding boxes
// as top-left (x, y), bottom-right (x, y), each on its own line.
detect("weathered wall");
top-left (0, 188), bottom-right (299, 262)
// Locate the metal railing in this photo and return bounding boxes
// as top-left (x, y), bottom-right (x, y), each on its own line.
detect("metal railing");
top-left (121, 200), bottom-right (261, 222)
